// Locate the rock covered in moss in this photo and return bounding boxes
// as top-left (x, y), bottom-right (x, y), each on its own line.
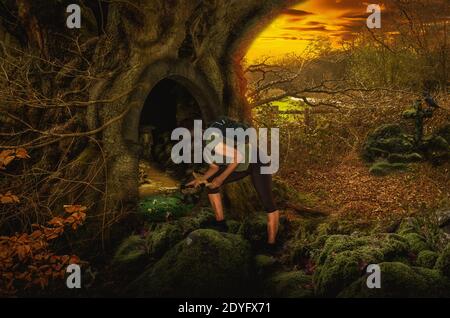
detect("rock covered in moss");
top-left (177, 208), bottom-right (217, 233)
top-left (254, 254), bottom-right (277, 278)
top-left (239, 213), bottom-right (282, 245)
top-left (360, 121), bottom-right (449, 172)
top-left (421, 135), bottom-right (450, 165)
top-left (255, 254), bottom-right (277, 270)
top-left (239, 213), bottom-right (267, 243)
top-left (417, 250), bottom-right (438, 268)
top-left (113, 235), bottom-right (148, 268)
top-left (436, 124), bottom-right (450, 144)
top-left (126, 229), bottom-right (252, 297)
top-left (338, 262), bottom-right (450, 298)
top-left (113, 223), bottom-right (184, 272)
top-left (435, 244), bottom-right (450, 278)
top-left (147, 223), bottom-right (184, 257)
top-left (225, 219), bottom-right (242, 234)
top-left (401, 232), bottom-right (429, 254)
top-left (397, 217), bottom-right (418, 235)
top-left (264, 271), bottom-right (314, 298)
top-left (362, 124), bottom-right (413, 162)
top-left (113, 209), bottom-right (216, 268)
top-left (437, 210), bottom-right (450, 236)
top-left (369, 161), bottom-right (409, 176)
top-left (387, 152), bottom-right (422, 163)
top-left (312, 234), bottom-right (410, 297)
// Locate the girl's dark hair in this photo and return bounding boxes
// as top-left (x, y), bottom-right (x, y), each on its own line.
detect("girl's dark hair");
top-left (207, 116), bottom-right (250, 135)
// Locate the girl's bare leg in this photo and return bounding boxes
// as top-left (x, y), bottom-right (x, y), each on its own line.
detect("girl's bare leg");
top-left (267, 211), bottom-right (280, 244)
top-left (208, 193), bottom-right (224, 221)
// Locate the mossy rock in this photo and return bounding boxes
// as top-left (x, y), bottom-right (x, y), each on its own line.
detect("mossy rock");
top-left (424, 135), bottom-right (449, 150)
top-left (397, 217), bottom-right (418, 235)
top-left (387, 152), bottom-right (422, 163)
top-left (376, 137), bottom-right (414, 154)
top-left (113, 235), bottom-right (148, 268)
top-left (338, 262), bottom-right (450, 298)
top-left (138, 195), bottom-right (192, 222)
top-left (422, 135), bottom-right (450, 165)
top-left (113, 223), bottom-right (184, 270)
top-left (264, 271), bottom-right (314, 298)
top-left (177, 208), bottom-right (217, 233)
top-left (113, 209), bottom-right (216, 269)
top-left (362, 124), bottom-right (414, 162)
top-left (238, 213), bottom-right (285, 245)
top-left (126, 229), bottom-right (252, 297)
top-left (417, 250), bottom-right (438, 268)
top-left (312, 234), bottom-right (410, 297)
top-left (435, 244), bottom-right (450, 278)
top-left (369, 161), bottom-right (409, 176)
top-left (254, 254), bottom-right (277, 275)
top-left (436, 124), bottom-right (450, 144)
top-left (401, 232), bottom-right (429, 254)
top-left (369, 124), bottom-right (404, 140)
top-left (147, 223), bottom-right (184, 257)
top-left (225, 219), bottom-right (242, 234)
top-left (239, 213), bottom-right (268, 244)
top-left (402, 108), bottom-right (418, 118)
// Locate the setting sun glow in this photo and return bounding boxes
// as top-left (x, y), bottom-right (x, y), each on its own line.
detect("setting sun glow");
top-left (245, 0), bottom-right (376, 62)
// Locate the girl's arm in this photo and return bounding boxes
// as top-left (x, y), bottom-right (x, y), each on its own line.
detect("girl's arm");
top-left (203, 163), bottom-right (220, 180)
top-left (186, 164), bottom-right (220, 188)
top-left (209, 144), bottom-right (242, 188)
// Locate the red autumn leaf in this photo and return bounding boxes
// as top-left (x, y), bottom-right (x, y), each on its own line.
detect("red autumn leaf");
top-left (14, 148), bottom-right (30, 159)
top-left (64, 205), bottom-right (87, 214)
top-left (30, 230), bottom-right (43, 240)
top-left (0, 150), bottom-right (15, 169)
top-left (0, 192), bottom-right (20, 204)
top-left (68, 255), bottom-right (80, 264)
top-left (47, 217), bottom-right (64, 228)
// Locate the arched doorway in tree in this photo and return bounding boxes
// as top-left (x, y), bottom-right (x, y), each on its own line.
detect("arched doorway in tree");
top-left (138, 78), bottom-right (203, 195)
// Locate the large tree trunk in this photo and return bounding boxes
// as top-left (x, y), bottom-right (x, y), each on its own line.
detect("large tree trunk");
top-left (0, 0), bottom-right (297, 238)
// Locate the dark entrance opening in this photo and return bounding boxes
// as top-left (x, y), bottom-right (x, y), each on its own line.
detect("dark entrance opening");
top-left (139, 79), bottom-right (202, 182)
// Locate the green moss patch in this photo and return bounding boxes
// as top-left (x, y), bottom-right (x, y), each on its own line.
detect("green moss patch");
top-left (264, 271), bottom-right (314, 298)
top-left (338, 262), bottom-right (450, 297)
top-left (138, 194), bottom-right (193, 222)
top-left (126, 229), bottom-right (252, 297)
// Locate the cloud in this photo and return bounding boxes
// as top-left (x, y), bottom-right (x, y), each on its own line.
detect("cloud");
top-left (306, 21), bottom-right (325, 26)
top-left (312, 0), bottom-right (367, 11)
top-left (281, 9), bottom-right (314, 17)
top-left (262, 36), bottom-right (302, 41)
top-left (287, 17), bottom-right (304, 23)
top-left (284, 25), bottom-right (330, 32)
top-left (339, 12), bottom-right (369, 20)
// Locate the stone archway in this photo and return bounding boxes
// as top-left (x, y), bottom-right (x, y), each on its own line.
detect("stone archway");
top-left (112, 60), bottom-right (224, 202)
top-left (123, 60), bottom-right (222, 145)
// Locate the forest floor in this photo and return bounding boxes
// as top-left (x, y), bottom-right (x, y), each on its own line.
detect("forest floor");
top-left (138, 161), bottom-right (180, 197)
top-left (283, 150), bottom-right (450, 219)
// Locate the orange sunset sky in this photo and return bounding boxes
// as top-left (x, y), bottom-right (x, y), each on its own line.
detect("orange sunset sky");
top-left (245, 0), bottom-right (376, 62)
top-left (245, 0), bottom-right (449, 63)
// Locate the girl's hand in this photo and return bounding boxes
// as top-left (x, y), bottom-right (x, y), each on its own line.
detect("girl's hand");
top-left (186, 173), bottom-right (207, 188)
top-left (186, 179), bottom-right (202, 188)
top-left (209, 178), bottom-right (223, 189)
